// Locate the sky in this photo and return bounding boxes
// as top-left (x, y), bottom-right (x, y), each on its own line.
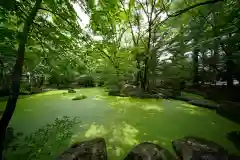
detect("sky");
top-left (72, 3), bottom-right (89, 29)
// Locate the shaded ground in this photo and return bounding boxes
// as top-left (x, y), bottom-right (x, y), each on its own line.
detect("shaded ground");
top-left (227, 131), bottom-right (240, 152)
top-left (0, 88), bottom-right (240, 160)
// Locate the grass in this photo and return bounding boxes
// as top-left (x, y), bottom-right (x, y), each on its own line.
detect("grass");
top-left (0, 88), bottom-right (240, 160)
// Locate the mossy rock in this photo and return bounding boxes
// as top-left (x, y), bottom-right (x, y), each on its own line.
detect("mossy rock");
top-left (72, 94), bottom-right (87, 100)
top-left (62, 92), bottom-right (67, 95)
top-left (68, 89), bottom-right (76, 93)
top-left (172, 136), bottom-right (228, 160)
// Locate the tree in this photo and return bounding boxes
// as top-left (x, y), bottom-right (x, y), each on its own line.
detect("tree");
top-left (0, 0), bottom-right (82, 158)
top-left (0, 0), bottom-right (43, 158)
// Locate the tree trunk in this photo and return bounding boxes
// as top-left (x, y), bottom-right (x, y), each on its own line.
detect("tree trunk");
top-left (148, 50), bottom-right (157, 91)
top-left (0, 0), bottom-right (42, 159)
top-left (193, 48), bottom-right (199, 86)
top-left (142, 57), bottom-right (149, 90)
top-left (226, 52), bottom-right (234, 88)
top-left (221, 40), bottom-right (234, 88)
top-left (0, 60), bottom-right (3, 85)
top-left (135, 60), bottom-right (141, 87)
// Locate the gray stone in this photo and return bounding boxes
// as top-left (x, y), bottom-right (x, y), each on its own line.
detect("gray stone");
top-left (124, 142), bottom-right (175, 160)
top-left (172, 136), bottom-right (228, 160)
top-left (57, 138), bottom-right (107, 160)
top-left (68, 89), bottom-right (76, 93)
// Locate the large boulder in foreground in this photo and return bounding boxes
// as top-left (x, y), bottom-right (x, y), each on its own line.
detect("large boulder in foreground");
top-left (57, 138), bottom-right (107, 160)
top-left (124, 142), bottom-right (175, 160)
top-left (172, 136), bottom-right (228, 160)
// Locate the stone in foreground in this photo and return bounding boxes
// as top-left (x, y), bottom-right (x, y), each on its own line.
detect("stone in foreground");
top-left (57, 138), bottom-right (107, 160)
top-left (172, 136), bottom-right (228, 160)
top-left (124, 142), bottom-right (175, 160)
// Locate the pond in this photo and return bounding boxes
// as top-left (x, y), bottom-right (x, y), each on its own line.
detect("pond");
top-left (0, 88), bottom-right (240, 159)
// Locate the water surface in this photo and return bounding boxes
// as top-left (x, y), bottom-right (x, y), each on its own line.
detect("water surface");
top-left (1, 88), bottom-right (239, 159)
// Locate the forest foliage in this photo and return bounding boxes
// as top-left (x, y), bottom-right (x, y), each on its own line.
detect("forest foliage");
top-left (1, 0), bottom-right (239, 93)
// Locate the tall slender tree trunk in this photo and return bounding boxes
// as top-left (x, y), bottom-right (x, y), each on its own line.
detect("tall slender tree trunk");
top-left (135, 60), bottom-right (141, 87)
top-left (221, 38), bottom-right (234, 88)
top-left (143, 19), bottom-right (153, 91)
top-left (193, 48), bottom-right (199, 86)
top-left (0, 0), bottom-right (42, 159)
top-left (142, 57), bottom-right (149, 90)
top-left (0, 60), bottom-right (3, 85)
top-left (226, 55), bottom-right (234, 87)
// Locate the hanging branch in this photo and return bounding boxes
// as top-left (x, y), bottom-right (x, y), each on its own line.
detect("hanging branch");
top-left (169, 0), bottom-right (223, 17)
top-left (120, 0), bottom-right (137, 45)
top-left (39, 7), bottom-right (80, 30)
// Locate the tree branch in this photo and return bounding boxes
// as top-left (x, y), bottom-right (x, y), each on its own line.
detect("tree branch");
top-left (136, 0), bottom-right (148, 19)
top-left (169, 0), bottom-right (223, 17)
top-left (141, 0), bottom-right (223, 38)
top-left (120, 0), bottom-right (137, 45)
top-left (39, 7), bottom-right (79, 29)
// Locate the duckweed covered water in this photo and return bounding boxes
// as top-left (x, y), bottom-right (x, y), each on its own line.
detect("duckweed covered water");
top-left (0, 88), bottom-right (240, 159)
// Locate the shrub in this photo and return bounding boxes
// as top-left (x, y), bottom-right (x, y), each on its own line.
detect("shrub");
top-left (77, 75), bottom-right (95, 87)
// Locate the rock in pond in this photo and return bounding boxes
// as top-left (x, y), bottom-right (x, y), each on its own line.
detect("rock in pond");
top-left (172, 136), bottom-right (228, 160)
top-left (108, 89), bottom-right (120, 96)
top-left (57, 138), bottom-right (107, 160)
top-left (124, 142), bottom-right (175, 160)
top-left (72, 94), bottom-right (87, 100)
top-left (68, 89), bottom-right (76, 93)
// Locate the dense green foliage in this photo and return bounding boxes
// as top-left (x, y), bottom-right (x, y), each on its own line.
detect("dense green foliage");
top-left (0, 0), bottom-right (240, 159)
top-left (1, 0), bottom-right (239, 94)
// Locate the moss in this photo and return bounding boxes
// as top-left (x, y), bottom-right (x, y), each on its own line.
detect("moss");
top-left (72, 94), bottom-right (87, 100)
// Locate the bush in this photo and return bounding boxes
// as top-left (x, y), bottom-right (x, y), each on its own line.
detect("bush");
top-left (0, 85), bottom-right (10, 96)
top-left (107, 85), bottom-right (121, 96)
top-left (31, 87), bottom-right (42, 94)
top-left (19, 88), bottom-right (30, 95)
top-left (77, 75), bottom-right (95, 87)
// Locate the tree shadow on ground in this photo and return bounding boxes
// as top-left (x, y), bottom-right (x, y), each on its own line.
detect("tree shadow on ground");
top-left (216, 104), bottom-right (240, 125)
top-left (227, 131), bottom-right (240, 152)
